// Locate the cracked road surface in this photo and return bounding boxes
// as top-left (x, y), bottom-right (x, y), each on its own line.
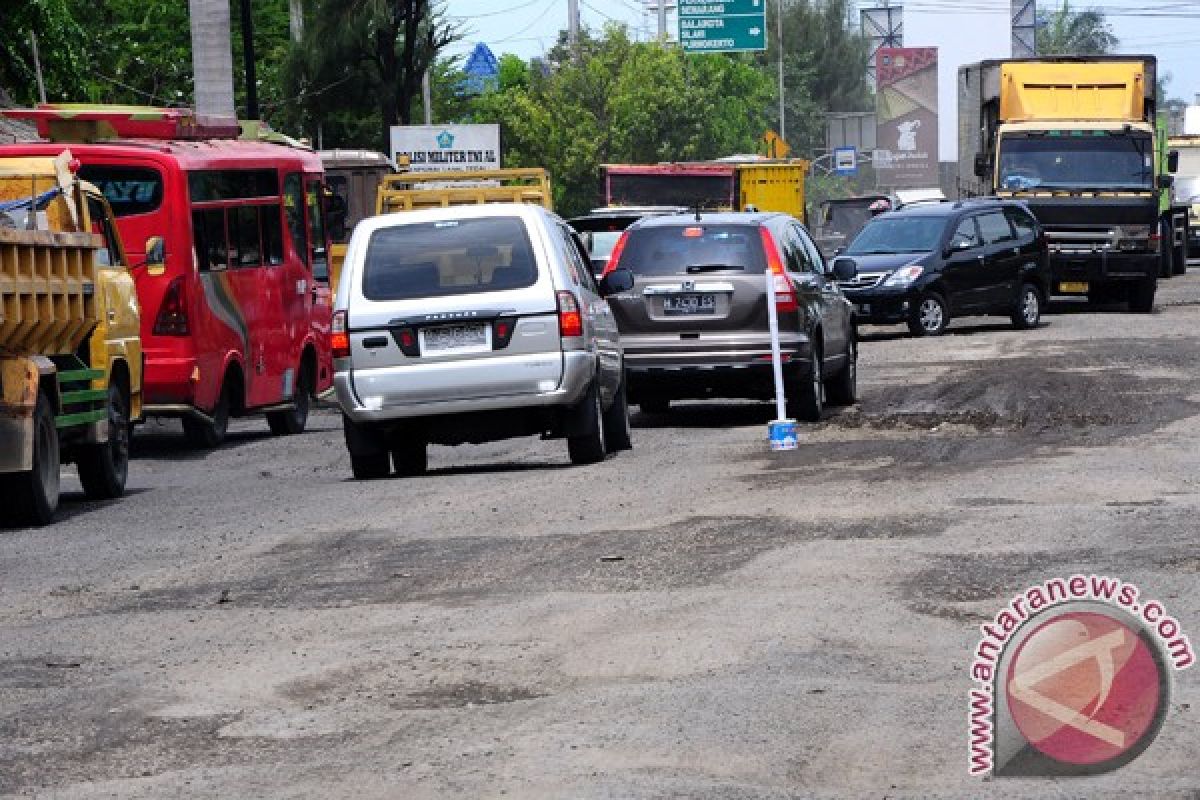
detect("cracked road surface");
top-left (3, 278), bottom-right (1200, 798)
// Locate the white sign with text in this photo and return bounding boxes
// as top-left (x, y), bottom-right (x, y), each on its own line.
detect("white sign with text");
top-left (389, 124), bottom-right (501, 172)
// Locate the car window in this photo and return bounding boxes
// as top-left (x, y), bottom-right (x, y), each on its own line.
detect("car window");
top-left (362, 216), bottom-right (538, 300)
top-left (951, 217), bottom-right (983, 250)
top-left (560, 224), bottom-right (599, 292)
top-left (977, 211), bottom-right (1016, 244)
top-left (778, 223), bottom-right (807, 273)
top-left (794, 224), bottom-right (826, 274)
top-left (1004, 206), bottom-right (1037, 240)
top-left (846, 216), bottom-right (946, 255)
top-left (618, 224), bottom-right (767, 275)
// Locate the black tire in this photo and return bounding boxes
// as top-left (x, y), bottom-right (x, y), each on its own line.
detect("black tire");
top-left (183, 383), bottom-right (230, 448)
top-left (1128, 278), bottom-right (1156, 313)
top-left (391, 440), bottom-right (428, 477)
top-left (602, 372), bottom-right (632, 452)
top-left (907, 292), bottom-right (948, 336)
top-left (1011, 283), bottom-right (1042, 330)
top-left (825, 335), bottom-right (857, 407)
top-left (568, 382), bottom-right (607, 465)
top-left (350, 452), bottom-right (391, 480)
top-left (7, 389), bottom-right (60, 526)
top-left (77, 380), bottom-right (130, 500)
top-left (788, 344), bottom-right (824, 422)
top-left (267, 365), bottom-right (311, 435)
top-left (342, 413), bottom-right (391, 479)
top-left (638, 398), bottom-right (670, 415)
top-left (1159, 219), bottom-right (1174, 279)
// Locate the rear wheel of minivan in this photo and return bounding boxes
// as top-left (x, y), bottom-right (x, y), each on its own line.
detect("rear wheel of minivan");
top-left (391, 440), bottom-right (428, 477)
top-left (568, 382), bottom-right (607, 465)
top-left (343, 414), bottom-right (391, 480)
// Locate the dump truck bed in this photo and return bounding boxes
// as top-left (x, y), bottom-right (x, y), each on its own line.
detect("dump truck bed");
top-left (0, 226), bottom-right (99, 357)
top-left (376, 168), bottom-right (552, 214)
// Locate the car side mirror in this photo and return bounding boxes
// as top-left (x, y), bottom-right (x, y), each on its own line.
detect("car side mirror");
top-left (833, 246), bottom-right (846, 256)
top-left (831, 257), bottom-right (857, 282)
top-left (142, 236), bottom-right (166, 276)
top-left (1168, 150), bottom-right (1179, 174)
top-left (946, 236), bottom-right (974, 257)
top-left (1158, 174), bottom-right (1175, 190)
top-left (599, 267), bottom-right (634, 296)
top-left (974, 153), bottom-right (989, 178)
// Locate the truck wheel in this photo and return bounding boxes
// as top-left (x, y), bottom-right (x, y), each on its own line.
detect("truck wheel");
top-left (267, 365), bottom-right (311, 436)
top-left (1158, 219), bottom-right (1174, 279)
top-left (567, 382), bottom-right (607, 465)
top-left (7, 390), bottom-right (60, 526)
top-left (77, 380), bottom-right (130, 500)
top-left (183, 384), bottom-right (230, 448)
top-left (1128, 278), bottom-right (1156, 313)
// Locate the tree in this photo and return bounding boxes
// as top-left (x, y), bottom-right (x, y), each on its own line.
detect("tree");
top-left (468, 25), bottom-right (774, 216)
top-left (769, 0), bottom-right (872, 155)
top-left (284, 0), bottom-right (461, 149)
top-left (1036, 1), bottom-right (1117, 55)
top-left (0, 0), bottom-right (89, 106)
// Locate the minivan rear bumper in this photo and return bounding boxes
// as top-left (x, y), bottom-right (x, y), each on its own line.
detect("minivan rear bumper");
top-left (335, 350), bottom-right (595, 423)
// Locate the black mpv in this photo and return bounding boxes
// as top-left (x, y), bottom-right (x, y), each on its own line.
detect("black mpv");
top-left (834, 198), bottom-right (1051, 336)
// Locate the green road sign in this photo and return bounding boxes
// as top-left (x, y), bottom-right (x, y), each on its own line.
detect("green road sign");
top-left (679, 2), bottom-right (767, 54)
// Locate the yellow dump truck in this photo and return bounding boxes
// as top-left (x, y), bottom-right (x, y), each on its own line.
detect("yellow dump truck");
top-left (0, 151), bottom-right (142, 525)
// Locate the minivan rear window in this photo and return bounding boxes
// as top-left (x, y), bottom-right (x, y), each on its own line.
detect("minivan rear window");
top-left (362, 216), bottom-right (538, 301)
top-left (619, 224), bottom-right (766, 275)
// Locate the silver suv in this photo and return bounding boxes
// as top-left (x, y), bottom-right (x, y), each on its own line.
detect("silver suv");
top-left (333, 204), bottom-right (634, 478)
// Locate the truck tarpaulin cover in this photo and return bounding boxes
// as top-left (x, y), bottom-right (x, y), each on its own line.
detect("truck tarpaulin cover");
top-left (875, 47), bottom-right (939, 188)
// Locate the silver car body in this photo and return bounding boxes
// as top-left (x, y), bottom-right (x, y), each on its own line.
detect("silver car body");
top-left (334, 204), bottom-right (622, 427)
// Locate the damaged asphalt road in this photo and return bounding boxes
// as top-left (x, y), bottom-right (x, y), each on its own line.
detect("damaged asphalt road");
top-left (3, 278), bottom-right (1200, 798)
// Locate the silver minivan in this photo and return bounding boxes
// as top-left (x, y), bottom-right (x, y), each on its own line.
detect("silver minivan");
top-left (333, 204), bottom-right (634, 478)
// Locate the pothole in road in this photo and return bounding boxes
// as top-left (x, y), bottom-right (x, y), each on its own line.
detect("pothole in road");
top-left (100, 514), bottom-right (947, 613)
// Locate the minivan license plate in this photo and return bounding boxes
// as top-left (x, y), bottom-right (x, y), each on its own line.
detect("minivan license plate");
top-left (420, 324), bottom-right (491, 354)
top-left (663, 294), bottom-right (716, 315)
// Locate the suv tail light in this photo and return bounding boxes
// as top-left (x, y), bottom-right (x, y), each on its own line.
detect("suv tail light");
top-left (600, 230), bottom-right (630, 277)
top-left (557, 291), bottom-right (583, 338)
top-left (331, 310), bottom-right (350, 358)
top-left (153, 275), bottom-right (189, 335)
top-left (759, 227), bottom-right (798, 313)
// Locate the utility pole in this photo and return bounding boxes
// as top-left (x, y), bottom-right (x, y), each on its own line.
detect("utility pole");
top-left (658, 0), bottom-right (667, 40)
top-left (189, 0), bottom-right (237, 120)
top-left (29, 32), bottom-right (47, 104)
top-left (422, 70), bottom-right (433, 125)
top-left (239, 0), bottom-right (258, 119)
top-left (777, 0), bottom-right (786, 144)
top-left (568, 0), bottom-right (579, 48)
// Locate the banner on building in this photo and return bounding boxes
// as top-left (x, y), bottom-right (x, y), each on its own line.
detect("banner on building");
top-left (874, 48), bottom-right (939, 188)
top-left (389, 124), bottom-right (500, 172)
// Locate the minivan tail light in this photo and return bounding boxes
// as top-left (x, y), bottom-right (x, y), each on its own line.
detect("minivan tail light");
top-left (557, 291), bottom-right (584, 338)
top-left (153, 275), bottom-right (189, 336)
top-left (601, 230), bottom-right (630, 277)
top-left (331, 310), bottom-right (350, 358)
top-left (759, 227), bottom-right (798, 313)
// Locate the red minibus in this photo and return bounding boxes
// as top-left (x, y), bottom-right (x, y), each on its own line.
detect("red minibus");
top-left (3, 106), bottom-right (334, 446)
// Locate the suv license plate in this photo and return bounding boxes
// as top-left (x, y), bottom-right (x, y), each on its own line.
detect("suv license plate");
top-left (663, 294), bottom-right (716, 315)
top-left (420, 324), bottom-right (491, 354)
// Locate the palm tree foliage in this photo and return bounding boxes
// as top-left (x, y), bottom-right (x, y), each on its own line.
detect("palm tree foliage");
top-left (1037, 1), bottom-right (1118, 55)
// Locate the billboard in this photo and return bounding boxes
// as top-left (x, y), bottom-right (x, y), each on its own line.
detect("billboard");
top-left (874, 47), bottom-right (939, 188)
top-left (389, 124), bottom-right (500, 172)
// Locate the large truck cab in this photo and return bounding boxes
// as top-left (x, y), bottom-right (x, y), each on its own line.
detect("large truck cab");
top-left (959, 56), bottom-right (1178, 311)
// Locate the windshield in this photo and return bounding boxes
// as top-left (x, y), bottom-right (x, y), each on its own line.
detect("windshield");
top-left (824, 203), bottom-right (875, 236)
top-left (846, 216), bottom-right (945, 255)
top-left (619, 224), bottom-right (766, 275)
top-left (363, 216), bottom-right (537, 301)
top-left (997, 133), bottom-right (1153, 191)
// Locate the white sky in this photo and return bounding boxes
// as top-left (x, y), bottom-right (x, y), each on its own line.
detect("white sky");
top-left (444, 1), bottom-right (1200, 143)
top-left (448, 0), bottom-right (1200, 100)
